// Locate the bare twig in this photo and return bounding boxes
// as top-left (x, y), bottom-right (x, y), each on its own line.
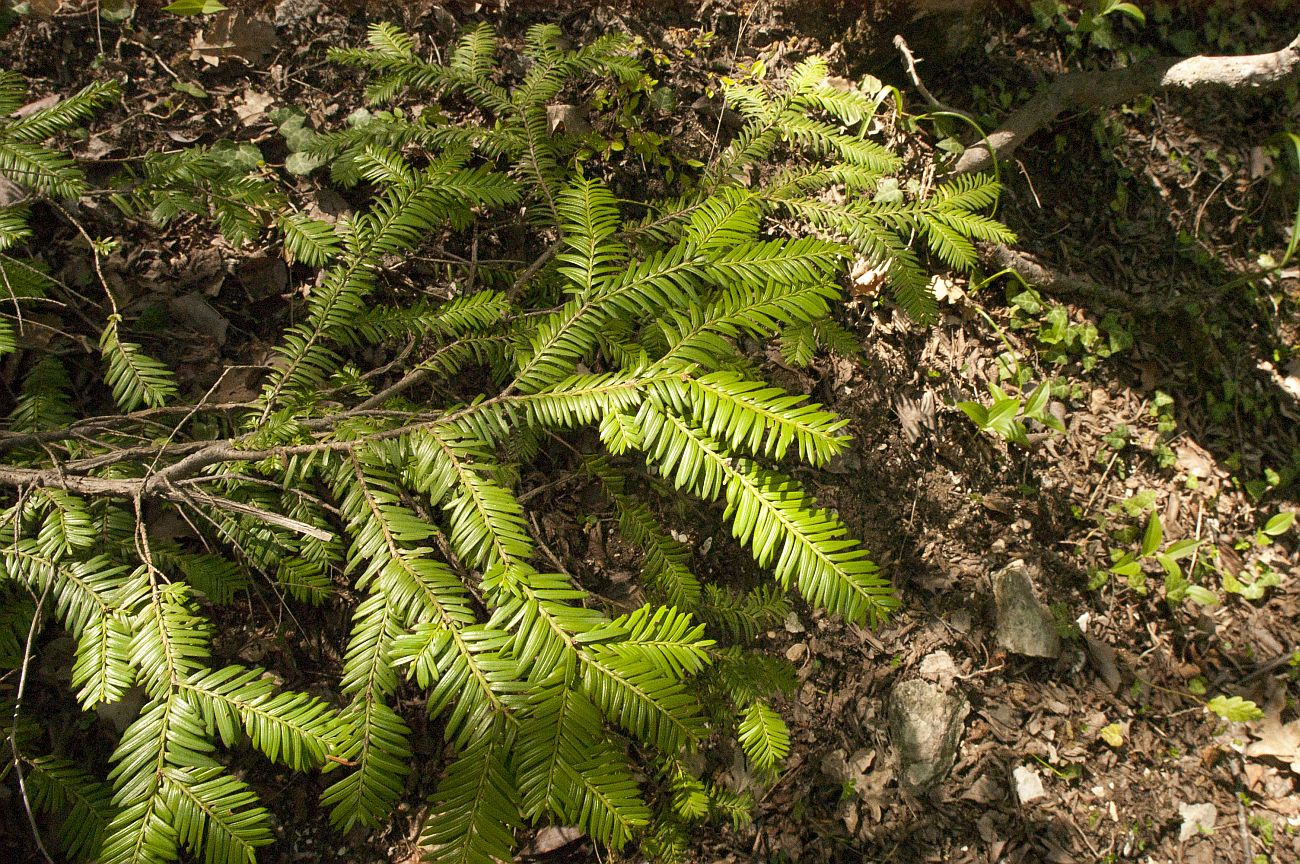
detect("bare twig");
top-left (0, 403), bottom-right (254, 455)
top-left (1186, 500), bottom-right (1205, 592)
top-left (1084, 449), bottom-right (1122, 514)
top-left (980, 242), bottom-right (1140, 309)
top-left (507, 239), bottom-right (563, 301)
top-left (892, 35), bottom-right (975, 121)
top-left (171, 488), bottom-right (336, 542)
top-left (8, 581), bottom-right (56, 864)
top-left (1235, 775), bottom-right (1253, 864)
top-left (48, 199), bottom-right (119, 318)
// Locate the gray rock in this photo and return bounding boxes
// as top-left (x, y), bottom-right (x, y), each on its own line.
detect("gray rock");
top-left (1012, 765), bottom-right (1046, 804)
top-left (992, 560), bottom-right (1062, 659)
top-left (889, 655), bottom-right (970, 792)
top-left (274, 0), bottom-right (321, 27)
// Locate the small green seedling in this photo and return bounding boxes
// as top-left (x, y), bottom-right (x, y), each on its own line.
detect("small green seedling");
top-left (1095, 504), bottom-right (1285, 606)
top-left (1255, 510), bottom-right (1295, 546)
top-left (957, 380), bottom-right (1064, 446)
top-left (1221, 561), bottom-right (1282, 601)
top-left (1097, 509), bottom-right (1208, 603)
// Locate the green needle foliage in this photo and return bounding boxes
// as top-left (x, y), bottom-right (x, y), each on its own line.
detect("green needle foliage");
top-left (0, 21), bottom-right (1010, 864)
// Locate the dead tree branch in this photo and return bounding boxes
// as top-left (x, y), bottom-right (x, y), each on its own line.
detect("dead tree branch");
top-left (954, 32), bottom-right (1300, 175)
top-left (979, 242), bottom-right (1138, 309)
top-left (893, 35), bottom-right (975, 121)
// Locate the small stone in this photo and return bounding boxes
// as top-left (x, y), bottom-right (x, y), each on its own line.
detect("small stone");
top-left (274, 0), bottom-right (321, 27)
top-left (889, 659), bottom-right (970, 793)
top-left (992, 560), bottom-right (1062, 659)
top-left (785, 643), bottom-right (807, 662)
top-left (1178, 802), bottom-right (1216, 841)
top-left (918, 649), bottom-right (957, 685)
top-left (1013, 765), bottom-right (1045, 804)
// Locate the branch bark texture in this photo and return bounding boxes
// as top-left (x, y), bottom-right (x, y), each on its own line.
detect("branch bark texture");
top-left (954, 32), bottom-right (1300, 175)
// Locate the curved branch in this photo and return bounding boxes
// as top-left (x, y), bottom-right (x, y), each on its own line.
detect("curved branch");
top-left (954, 32), bottom-right (1300, 175)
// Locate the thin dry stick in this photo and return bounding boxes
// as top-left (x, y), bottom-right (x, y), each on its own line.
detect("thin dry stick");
top-left (143, 366), bottom-right (261, 482)
top-left (176, 495), bottom-right (311, 640)
top-left (173, 488), bottom-right (335, 542)
top-left (707, 1), bottom-right (756, 164)
top-left (47, 200), bottom-right (119, 318)
top-left (8, 581), bottom-right (56, 864)
top-left (0, 403), bottom-right (254, 454)
top-left (1084, 449), bottom-right (1122, 513)
top-left (507, 239), bottom-right (563, 301)
top-left (1235, 775), bottom-right (1254, 864)
top-left (892, 35), bottom-right (975, 120)
top-left (1186, 500), bottom-right (1206, 588)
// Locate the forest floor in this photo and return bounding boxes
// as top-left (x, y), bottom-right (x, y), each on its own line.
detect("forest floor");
top-left (1, 1), bottom-right (1298, 863)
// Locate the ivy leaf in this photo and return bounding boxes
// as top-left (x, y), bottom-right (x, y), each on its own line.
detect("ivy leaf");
top-left (872, 177), bottom-right (903, 204)
top-left (1206, 695), bottom-right (1264, 723)
top-left (285, 151), bottom-right (325, 176)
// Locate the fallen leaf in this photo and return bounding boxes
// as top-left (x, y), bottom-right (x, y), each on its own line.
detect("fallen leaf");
top-left (24, 0), bottom-right (64, 17)
top-left (169, 293), bottom-right (230, 345)
top-left (80, 134), bottom-right (117, 159)
top-left (234, 88), bottom-right (275, 125)
top-left (849, 257), bottom-right (888, 298)
top-left (237, 256), bottom-right (288, 299)
top-left (13, 93), bottom-right (59, 118)
top-left (960, 772), bottom-right (1005, 804)
top-left (1099, 723), bottom-right (1125, 748)
top-left (190, 12), bottom-right (278, 67)
top-left (546, 103), bottom-right (590, 135)
top-left (931, 274), bottom-right (966, 305)
top-left (521, 825), bottom-right (584, 856)
top-left (0, 175), bottom-right (25, 207)
top-left (1245, 709), bottom-right (1300, 774)
top-left (1175, 442), bottom-right (1215, 479)
top-left (273, 0), bottom-right (322, 27)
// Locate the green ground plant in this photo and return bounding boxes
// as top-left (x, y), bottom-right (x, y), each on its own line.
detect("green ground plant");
top-left (1089, 494), bottom-right (1291, 611)
top-left (0, 22), bottom-right (1009, 864)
